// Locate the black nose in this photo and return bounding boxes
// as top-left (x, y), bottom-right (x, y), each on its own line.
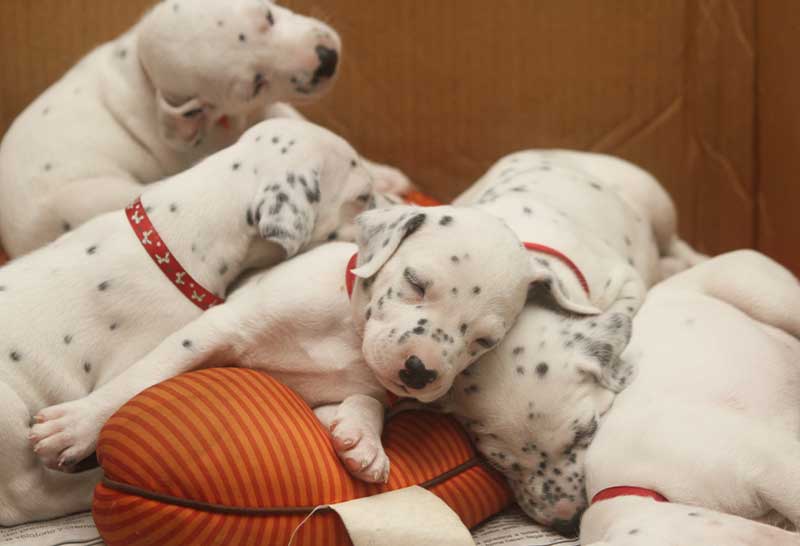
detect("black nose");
top-left (312, 45), bottom-right (338, 84)
top-left (399, 356), bottom-right (438, 390)
top-left (550, 513), bottom-right (581, 538)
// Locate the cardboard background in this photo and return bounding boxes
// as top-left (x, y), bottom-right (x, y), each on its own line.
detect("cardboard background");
top-left (0, 1), bottom-right (794, 270)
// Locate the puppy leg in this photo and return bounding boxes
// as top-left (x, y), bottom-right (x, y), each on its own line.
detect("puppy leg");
top-left (581, 496), bottom-right (800, 546)
top-left (660, 250), bottom-right (800, 338)
top-left (30, 305), bottom-right (240, 469)
top-left (314, 395), bottom-right (389, 483)
top-left (0, 382), bottom-right (99, 525)
top-left (755, 436), bottom-right (800, 529)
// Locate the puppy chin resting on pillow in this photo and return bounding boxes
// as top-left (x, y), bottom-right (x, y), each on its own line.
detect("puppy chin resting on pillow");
top-left (0, 0), bottom-right (411, 257)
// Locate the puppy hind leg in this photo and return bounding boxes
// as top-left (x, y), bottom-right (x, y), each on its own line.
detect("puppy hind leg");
top-left (663, 250), bottom-right (800, 338)
top-left (0, 383), bottom-right (99, 526)
top-left (754, 436), bottom-right (800, 530)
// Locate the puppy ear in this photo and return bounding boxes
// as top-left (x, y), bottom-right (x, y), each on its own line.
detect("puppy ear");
top-left (250, 168), bottom-right (322, 257)
top-left (573, 280), bottom-right (641, 392)
top-left (155, 91), bottom-right (208, 150)
top-left (528, 262), bottom-right (602, 315)
top-left (351, 205), bottom-right (426, 278)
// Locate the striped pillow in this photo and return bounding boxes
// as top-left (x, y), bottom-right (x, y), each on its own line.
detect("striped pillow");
top-left (93, 368), bottom-right (512, 546)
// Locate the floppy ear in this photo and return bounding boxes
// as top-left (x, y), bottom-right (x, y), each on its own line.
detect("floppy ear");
top-left (250, 168), bottom-right (322, 257)
top-left (155, 91), bottom-right (208, 150)
top-left (528, 261), bottom-right (602, 315)
top-left (351, 205), bottom-right (427, 278)
top-left (572, 281), bottom-right (641, 392)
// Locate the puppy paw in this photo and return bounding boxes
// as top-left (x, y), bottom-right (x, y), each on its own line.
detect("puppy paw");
top-left (329, 417), bottom-right (390, 484)
top-left (29, 399), bottom-right (102, 471)
top-left (366, 162), bottom-right (416, 197)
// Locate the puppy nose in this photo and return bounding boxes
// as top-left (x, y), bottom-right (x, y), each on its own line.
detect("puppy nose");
top-left (313, 45), bottom-right (338, 82)
top-left (550, 513), bottom-right (581, 538)
top-left (399, 356), bottom-right (438, 390)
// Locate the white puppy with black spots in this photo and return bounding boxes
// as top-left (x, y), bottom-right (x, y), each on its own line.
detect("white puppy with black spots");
top-left (445, 251), bottom-right (800, 545)
top-left (442, 149), bottom-right (702, 533)
top-left (27, 205), bottom-right (545, 502)
top-left (0, 0), bottom-right (410, 257)
top-left (0, 118), bottom-right (375, 526)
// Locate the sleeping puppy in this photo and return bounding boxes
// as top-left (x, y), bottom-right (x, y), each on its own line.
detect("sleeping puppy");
top-left (441, 149), bottom-right (702, 534)
top-left (0, 0), bottom-right (409, 257)
top-left (445, 251), bottom-right (800, 545)
top-left (0, 118), bottom-right (374, 526)
top-left (27, 204), bottom-right (567, 497)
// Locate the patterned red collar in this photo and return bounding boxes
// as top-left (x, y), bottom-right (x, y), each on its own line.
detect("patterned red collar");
top-left (126, 198), bottom-right (224, 311)
top-left (592, 486), bottom-right (668, 504)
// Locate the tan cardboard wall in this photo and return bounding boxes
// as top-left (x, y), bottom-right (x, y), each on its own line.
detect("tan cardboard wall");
top-left (0, 1), bottom-right (794, 270)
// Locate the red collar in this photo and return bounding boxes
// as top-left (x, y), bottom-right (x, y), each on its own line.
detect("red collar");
top-left (126, 198), bottom-right (224, 311)
top-left (345, 242), bottom-right (589, 299)
top-left (524, 242), bottom-right (590, 296)
top-left (591, 486), bottom-right (669, 504)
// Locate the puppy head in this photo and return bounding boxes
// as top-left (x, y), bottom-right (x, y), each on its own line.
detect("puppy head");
top-left (440, 295), bottom-right (635, 535)
top-left (139, 0), bottom-right (341, 147)
top-left (243, 119), bottom-right (373, 257)
top-left (350, 205), bottom-right (577, 403)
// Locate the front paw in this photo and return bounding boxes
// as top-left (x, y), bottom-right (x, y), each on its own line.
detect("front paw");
top-left (329, 417), bottom-right (390, 484)
top-left (28, 399), bottom-right (102, 471)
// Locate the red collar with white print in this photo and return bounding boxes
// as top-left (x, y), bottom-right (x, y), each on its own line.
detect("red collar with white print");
top-left (126, 198), bottom-right (224, 311)
top-left (591, 486), bottom-right (669, 504)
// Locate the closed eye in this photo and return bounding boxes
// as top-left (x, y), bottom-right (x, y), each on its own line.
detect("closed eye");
top-left (266, 10), bottom-right (275, 25)
top-left (475, 338), bottom-right (496, 349)
top-left (404, 267), bottom-right (427, 297)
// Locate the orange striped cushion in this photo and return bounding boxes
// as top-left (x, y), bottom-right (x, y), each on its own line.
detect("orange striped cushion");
top-left (93, 368), bottom-right (511, 546)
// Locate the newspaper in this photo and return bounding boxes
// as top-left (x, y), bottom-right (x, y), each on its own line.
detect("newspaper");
top-left (0, 512), bottom-right (102, 546)
top-left (472, 507), bottom-right (581, 546)
top-left (0, 506), bottom-right (578, 546)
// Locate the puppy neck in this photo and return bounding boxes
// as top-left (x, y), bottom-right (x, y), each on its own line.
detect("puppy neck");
top-left (136, 150), bottom-right (280, 298)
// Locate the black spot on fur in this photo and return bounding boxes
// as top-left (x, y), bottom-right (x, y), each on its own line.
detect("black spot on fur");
top-left (63, 335), bottom-right (72, 344)
top-left (62, 221), bottom-right (71, 232)
top-left (246, 209), bottom-right (254, 226)
top-left (86, 245), bottom-right (98, 255)
top-left (516, 366), bottom-right (525, 375)
top-left (536, 362), bottom-right (549, 377)
top-left (512, 346), bottom-right (524, 356)
top-left (451, 255), bottom-right (460, 264)
top-left (413, 326), bottom-right (425, 335)
top-left (439, 215), bottom-right (453, 226)
top-left (460, 323), bottom-right (468, 335)
top-left (10, 351), bottom-right (21, 362)
top-left (232, 162), bottom-right (241, 171)
top-left (83, 362), bottom-right (92, 373)
top-left (182, 339), bottom-right (193, 349)
top-left (44, 163), bottom-right (52, 172)
top-left (109, 323), bottom-right (118, 331)
top-left (629, 529), bottom-right (640, 535)
top-left (351, 159), bottom-right (358, 168)
top-left (97, 281), bottom-right (110, 291)
top-left (403, 213), bottom-right (426, 236)
top-left (239, 33), bottom-right (246, 42)
top-left (170, 203), bottom-right (178, 213)
top-left (451, 287), bottom-right (458, 295)
top-left (472, 286), bottom-right (481, 295)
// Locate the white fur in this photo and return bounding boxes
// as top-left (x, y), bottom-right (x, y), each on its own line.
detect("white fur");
top-left (444, 150), bottom-right (702, 533)
top-left (0, 0), bottom-right (410, 257)
top-left (0, 118), bottom-right (374, 526)
top-left (581, 251), bottom-right (800, 544)
top-left (24, 205), bottom-right (543, 511)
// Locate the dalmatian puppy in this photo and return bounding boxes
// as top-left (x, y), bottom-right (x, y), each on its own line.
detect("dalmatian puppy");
top-left (445, 251), bottom-right (800, 544)
top-left (0, 117), bottom-right (376, 526)
top-left (0, 0), bottom-right (410, 258)
top-left (580, 250), bottom-right (800, 544)
top-left (26, 204), bottom-right (567, 501)
top-left (440, 149), bottom-right (702, 533)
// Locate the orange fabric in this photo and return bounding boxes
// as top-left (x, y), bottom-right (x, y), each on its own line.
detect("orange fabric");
top-left (0, 247), bottom-right (7, 266)
top-left (403, 190), bottom-right (443, 207)
top-left (93, 368), bottom-right (511, 546)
